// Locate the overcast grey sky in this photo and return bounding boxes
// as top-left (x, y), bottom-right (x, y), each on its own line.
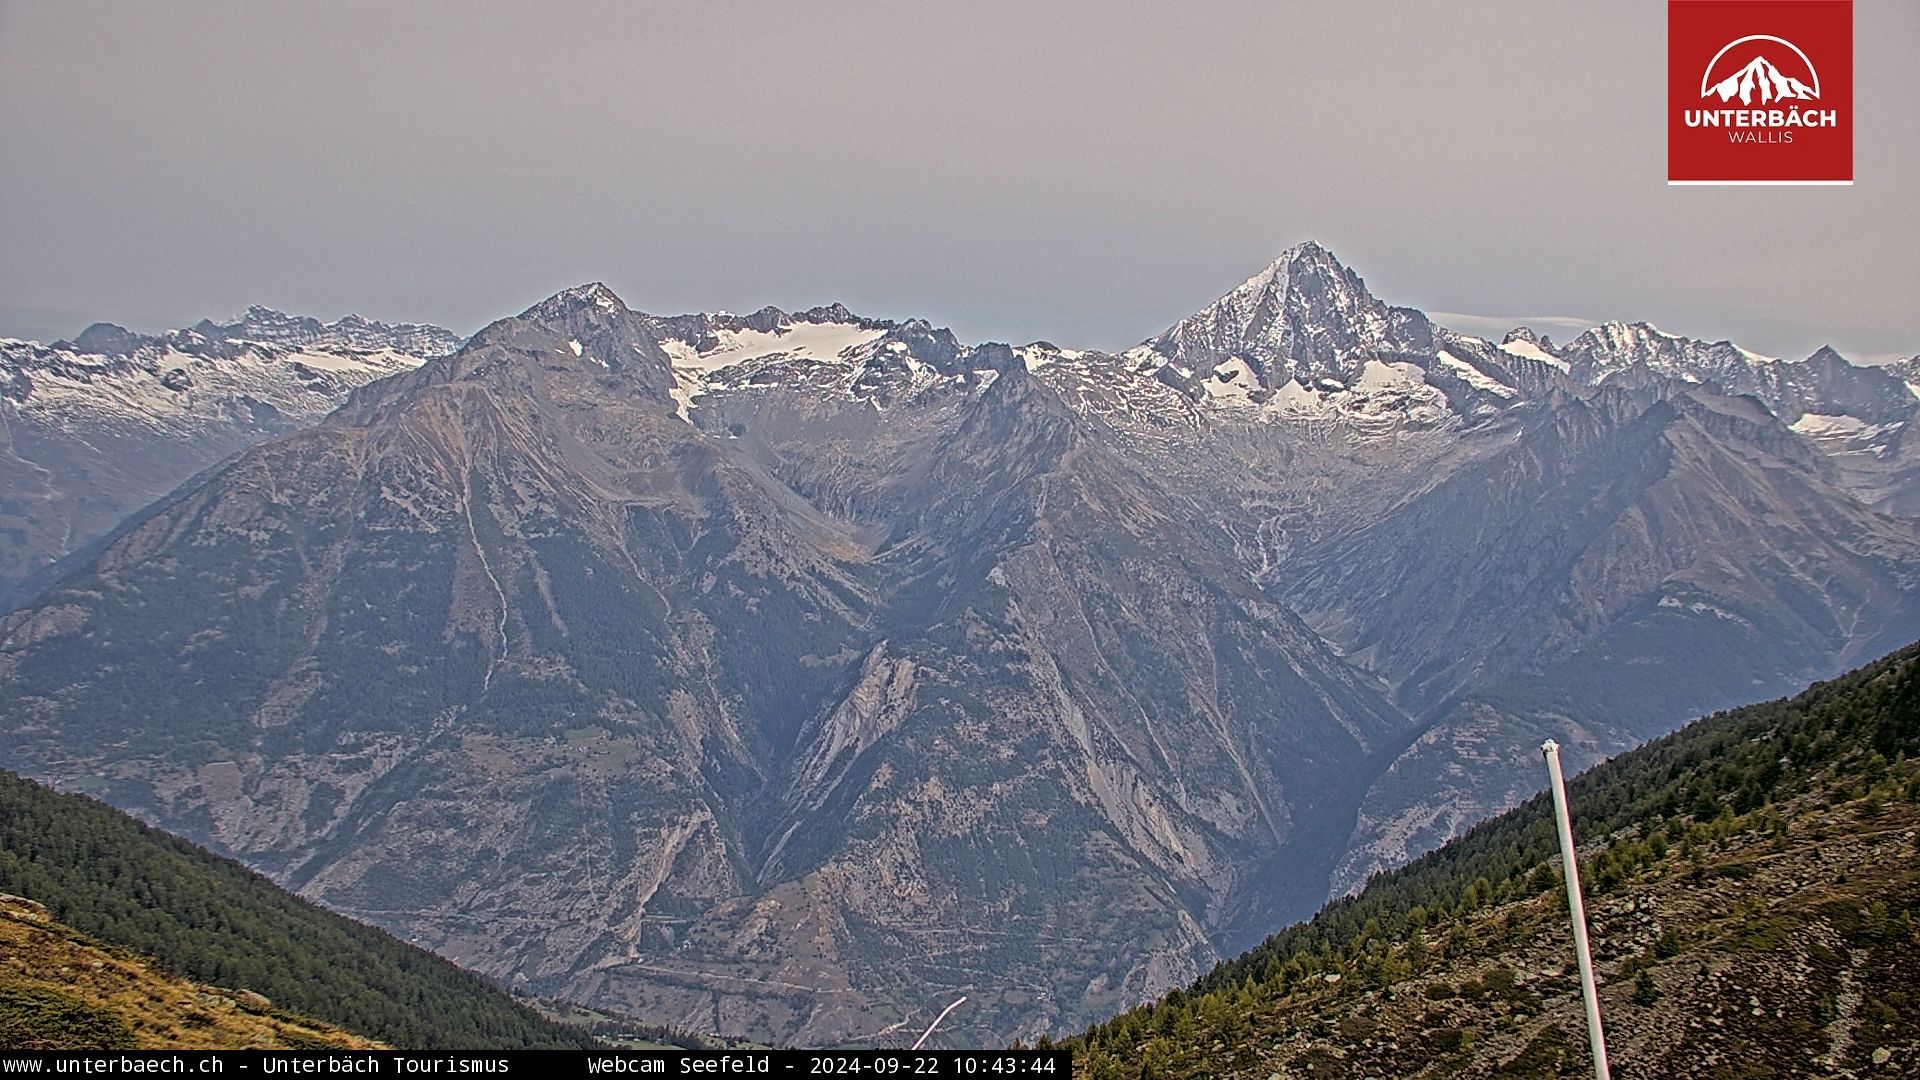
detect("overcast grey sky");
top-left (2, 1), bottom-right (1915, 360)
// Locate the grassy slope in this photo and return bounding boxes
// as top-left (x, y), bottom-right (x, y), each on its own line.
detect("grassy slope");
top-left (0, 769), bottom-right (594, 1051)
top-left (1066, 641), bottom-right (1920, 1078)
top-left (1, 893), bottom-right (381, 1049)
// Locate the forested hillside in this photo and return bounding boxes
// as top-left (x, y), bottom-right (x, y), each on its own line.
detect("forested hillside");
top-left (0, 769), bottom-right (593, 1051)
top-left (1067, 642), bottom-right (1920, 1077)
top-left (1, 892), bottom-right (381, 1049)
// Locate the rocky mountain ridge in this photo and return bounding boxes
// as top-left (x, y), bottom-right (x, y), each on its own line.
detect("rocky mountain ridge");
top-left (2, 246), bottom-right (1916, 1047)
top-left (52, 306), bottom-right (461, 360)
top-left (0, 308), bottom-right (458, 601)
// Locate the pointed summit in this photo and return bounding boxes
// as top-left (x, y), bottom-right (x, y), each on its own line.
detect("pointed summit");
top-left (1209, 241), bottom-right (1349, 303)
top-left (461, 281), bottom-right (682, 397)
top-left (523, 282), bottom-right (629, 322)
top-left (1150, 242), bottom-right (1433, 387)
top-left (1259, 238), bottom-right (1343, 274)
top-left (1275, 238), bottom-right (1341, 266)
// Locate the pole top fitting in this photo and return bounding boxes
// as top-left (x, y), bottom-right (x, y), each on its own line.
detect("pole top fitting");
top-left (1541, 738), bottom-right (1561, 755)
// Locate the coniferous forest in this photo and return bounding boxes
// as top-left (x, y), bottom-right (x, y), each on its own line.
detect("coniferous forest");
top-left (0, 769), bottom-right (594, 1051)
top-left (1066, 641), bottom-right (1920, 1077)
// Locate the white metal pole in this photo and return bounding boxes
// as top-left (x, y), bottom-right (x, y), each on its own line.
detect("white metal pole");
top-left (910, 996), bottom-right (967, 1051)
top-left (1542, 739), bottom-right (1612, 1080)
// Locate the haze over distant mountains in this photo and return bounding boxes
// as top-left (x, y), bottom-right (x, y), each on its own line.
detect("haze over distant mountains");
top-left (2, 244), bottom-right (1916, 1046)
top-left (0, 309), bottom-right (458, 602)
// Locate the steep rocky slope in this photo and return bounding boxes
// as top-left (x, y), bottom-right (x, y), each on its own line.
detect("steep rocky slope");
top-left (0, 285), bottom-right (1409, 1045)
top-left (1067, 641), bottom-right (1920, 1077)
top-left (2, 248), bottom-right (1916, 1046)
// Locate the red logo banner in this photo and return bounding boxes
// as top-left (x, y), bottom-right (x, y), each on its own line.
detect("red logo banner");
top-left (1668, 0), bottom-right (1853, 184)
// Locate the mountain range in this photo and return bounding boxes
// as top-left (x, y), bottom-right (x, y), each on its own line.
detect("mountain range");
top-left (0, 308), bottom-right (458, 603)
top-left (1, 243), bottom-right (1916, 1046)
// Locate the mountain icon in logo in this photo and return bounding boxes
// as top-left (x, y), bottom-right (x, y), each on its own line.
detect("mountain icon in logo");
top-left (1707, 55), bottom-right (1817, 104)
top-left (1700, 36), bottom-right (1820, 105)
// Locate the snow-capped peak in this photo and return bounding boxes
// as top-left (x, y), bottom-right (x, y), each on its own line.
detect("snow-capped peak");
top-left (570, 282), bottom-right (625, 311)
top-left (2, 305), bottom-right (451, 441)
top-left (1196, 242), bottom-right (1353, 322)
top-left (47, 308), bottom-right (461, 360)
top-left (524, 282), bottom-right (629, 322)
top-left (1578, 320), bottom-right (1676, 350)
top-left (1222, 240), bottom-right (1347, 299)
top-left (1147, 241), bottom-right (1432, 391)
top-left (222, 305), bottom-right (324, 344)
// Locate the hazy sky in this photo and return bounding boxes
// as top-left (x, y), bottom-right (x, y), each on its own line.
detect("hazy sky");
top-left (3, 1), bottom-right (1916, 360)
